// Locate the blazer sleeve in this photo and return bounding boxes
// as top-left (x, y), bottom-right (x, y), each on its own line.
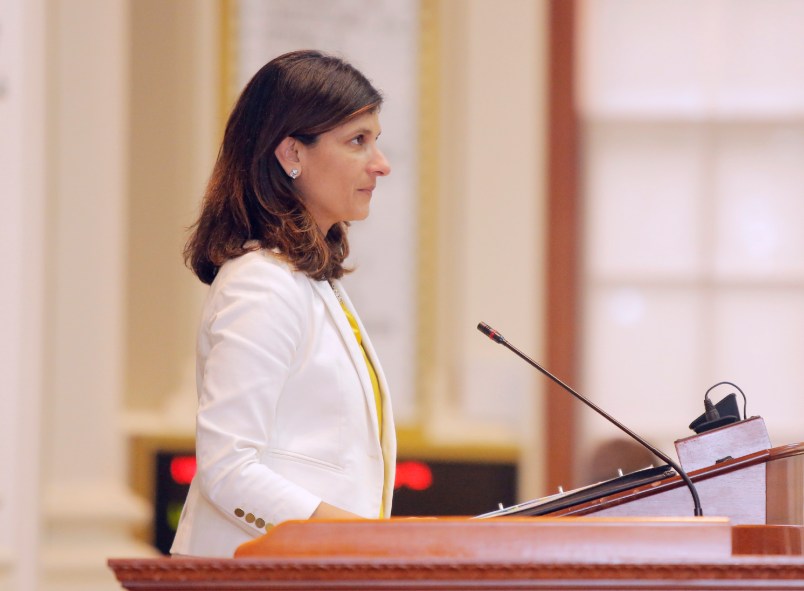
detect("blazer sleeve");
top-left (194, 253), bottom-right (322, 532)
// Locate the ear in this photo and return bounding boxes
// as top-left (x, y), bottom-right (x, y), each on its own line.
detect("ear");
top-left (274, 137), bottom-right (301, 175)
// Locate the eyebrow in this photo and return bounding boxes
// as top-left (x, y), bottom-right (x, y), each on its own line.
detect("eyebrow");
top-left (349, 127), bottom-right (380, 137)
top-left (338, 121), bottom-right (382, 138)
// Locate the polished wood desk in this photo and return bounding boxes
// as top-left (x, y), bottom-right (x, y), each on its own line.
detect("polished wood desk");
top-left (109, 518), bottom-right (804, 590)
top-left (109, 440), bottom-right (804, 590)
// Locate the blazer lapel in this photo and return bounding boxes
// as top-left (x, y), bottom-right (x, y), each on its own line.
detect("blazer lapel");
top-left (316, 278), bottom-right (397, 514)
top-left (334, 280), bottom-right (398, 511)
top-left (309, 278), bottom-right (381, 439)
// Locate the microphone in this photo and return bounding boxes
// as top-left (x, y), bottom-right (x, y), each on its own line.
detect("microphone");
top-left (477, 321), bottom-right (704, 517)
top-left (689, 381), bottom-right (744, 434)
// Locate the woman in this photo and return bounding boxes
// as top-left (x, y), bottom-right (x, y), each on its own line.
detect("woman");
top-left (171, 50), bottom-right (396, 557)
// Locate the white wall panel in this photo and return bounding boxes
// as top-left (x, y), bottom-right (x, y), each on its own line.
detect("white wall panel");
top-left (585, 123), bottom-right (706, 278)
top-left (581, 0), bottom-right (804, 118)
top-left (578, 0), bottom-right (804, 485)
top-left (579, 0), bottom-right (719, 117)
top-left (712, 290), bottom-right (804, 448)
top-left (714, 125), bottom-right (804, 278)
top-left (717, 1), bottom-right (804, 116)
top-left (582, 287), bottom-right (706, 461)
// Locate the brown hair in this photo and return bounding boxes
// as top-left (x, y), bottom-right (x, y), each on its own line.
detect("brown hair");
top-left (184, 50), bottom-right (383, 284)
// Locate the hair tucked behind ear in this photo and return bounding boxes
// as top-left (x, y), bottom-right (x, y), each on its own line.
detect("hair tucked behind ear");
top-left (184, 50), bottom-right (382, 284)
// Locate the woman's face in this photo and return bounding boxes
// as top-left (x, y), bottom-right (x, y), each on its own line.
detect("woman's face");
top-left (292, 111), bottom-right (391, 233)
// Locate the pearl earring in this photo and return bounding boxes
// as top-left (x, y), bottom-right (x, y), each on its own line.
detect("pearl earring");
top-left (289, 168), bottom-right (300, 179)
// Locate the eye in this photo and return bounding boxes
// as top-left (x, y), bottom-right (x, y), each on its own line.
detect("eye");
top-left (350, 134), bottom-right (365, 146)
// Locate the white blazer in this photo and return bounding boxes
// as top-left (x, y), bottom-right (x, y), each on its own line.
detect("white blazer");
top-left (170, 249), bottom-right (396, 557)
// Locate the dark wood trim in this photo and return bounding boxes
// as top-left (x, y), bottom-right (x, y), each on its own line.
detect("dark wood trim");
top-left (545, 0), bottom-right (580, 490)
top-left (110, 555), bottom-right (804, 590)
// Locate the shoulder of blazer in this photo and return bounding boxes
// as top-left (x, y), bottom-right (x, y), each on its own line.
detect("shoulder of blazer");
top-left (205, 250), bottom-right (317, 328)
top-left (212, 248), bottom-right (293, 282)
top-left (211, 250), bottom-right (309, 292)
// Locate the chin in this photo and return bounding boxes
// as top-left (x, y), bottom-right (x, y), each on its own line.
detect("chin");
top-left (351, 207), bottom-right (371, 222)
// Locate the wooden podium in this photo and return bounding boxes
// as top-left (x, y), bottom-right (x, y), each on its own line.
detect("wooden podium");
top-left (108, 518), bottom-right (804, 590)
top-left (479, 418), bottom-right (803, 526)
top-left (109, 420), bottom-right (804, 590)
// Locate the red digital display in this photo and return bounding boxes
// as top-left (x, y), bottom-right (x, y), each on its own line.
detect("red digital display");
top-left (170, 456), bottom-right (197, 485)
top-left (394, 460), bottom-right (433, 491)
top-left (169, 455), bottom-right (435, 491)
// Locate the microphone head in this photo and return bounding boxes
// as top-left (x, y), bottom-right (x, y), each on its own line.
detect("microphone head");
top-left (689, 393), bottom-right (741, 434)
top-left (704, 398), bottom-right (721, 421)
top-left (477, 322), bottom-right (505, 344)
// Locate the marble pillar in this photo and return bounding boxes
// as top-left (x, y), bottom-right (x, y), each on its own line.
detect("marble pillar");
top-left (40, 1), bottom-right (158, 589)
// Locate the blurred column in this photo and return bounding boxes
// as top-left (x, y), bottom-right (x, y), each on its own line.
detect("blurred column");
top-left (0, 0), bottom-right (46, 588)
top-left (123, 0), bottom-right (218, 437)
top-left (40, 1), bottom-right (157, 589)
top-left (424, 0), bottom-right (548, 500)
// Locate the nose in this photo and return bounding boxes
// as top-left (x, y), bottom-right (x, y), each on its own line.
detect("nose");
top-left (372, 148), bottom-right (391, 177)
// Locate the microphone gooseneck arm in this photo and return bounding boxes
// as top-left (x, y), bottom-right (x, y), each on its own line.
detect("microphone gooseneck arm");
top-left (477, 321), bottom-right (704, 517)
